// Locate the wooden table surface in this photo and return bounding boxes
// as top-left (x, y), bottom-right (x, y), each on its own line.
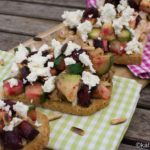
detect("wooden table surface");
top-left (0, 0), bottom-right (149, 149)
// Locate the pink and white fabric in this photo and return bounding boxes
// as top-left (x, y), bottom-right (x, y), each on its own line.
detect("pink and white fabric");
top-left (128, 34), bottom-right (150, 79)
top-left (86, 0), bottom-right (96, 8)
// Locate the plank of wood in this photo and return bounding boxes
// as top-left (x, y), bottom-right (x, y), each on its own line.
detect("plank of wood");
top-left (125, 108), bottom-right (150, 142)
top-left (0, 14), bottom-right (59, 36)
top-left (114, 65), bottom-right (150, 89)
top-left (138, 84), bottom-right (150, 109)
top-left (9, 0), bottom-right (86, 8)
top-left (0, 1), bottom-right (78, 21)
top-left (0, 32), bottom-right (30, 51)
top-left (119, 144), bottom-right (139, 150)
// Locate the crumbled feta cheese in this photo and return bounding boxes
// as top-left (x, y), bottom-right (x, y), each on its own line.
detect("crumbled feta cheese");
top-left (64, 41), bottom-right (81, 56)
top-left (79, 52), bottom-right (95, 73)
top-left (82, 71), bottom-right (100, 90)
top-left (101, 3), bottom-right (116, 23)
top-left (26, 72), bottom-right (38, 83)
top-left (51, 39), bottom-right (62, 58)
top-left (117, 0), bottom-right (128, 12)
top-left (62, 10), bottom-right (83, 28)
top-left (95, 17), bottom-right (103, 27)
top-left (28, 53), bottom-right (48, 68)
top-left (47, 62), bottom-right (54, 68)
top-left (35, 120), bottom-right (42, 127)
top-left (10, 63), bottom-right (19, 77)
top-left (3, 105), bottom-right (10, 112)
top-left (64, 57), bottom-right (76, 66)
top-left (15, 44), bottom-right (29, 63)
top-left (113, 2), bottom-right (135, 35)
top-left (23, 79), bottom-right (27, 84)
top-left (26, 48), bottom-right (52, 83)
top-left (125, 38), bottom-right (142, 54)
top-left (3, 117), bottom-right (22, 131)
top-left (13, 102), bottom-right (29, 118)
top-left (0, 100), bottom-right (6, 109)
top-left (77, 20), bottom-right (93, 41)
top-left (7, 78), bottom-right (18, 88)
top-left (112, 18), bottom-right (123, 35)
top-left (42, 76), bottom-right (56, 93)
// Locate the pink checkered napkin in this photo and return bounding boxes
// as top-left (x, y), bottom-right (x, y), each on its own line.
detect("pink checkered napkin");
top-left (128, 34), bottom-right (150, 79)
top-left (86, 0), bottom-right (96, 8)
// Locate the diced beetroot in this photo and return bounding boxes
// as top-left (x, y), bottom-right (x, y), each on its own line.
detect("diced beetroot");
top-left (71, 49), bottom-right (84, 62)
top-left (77, 84), bottom-right (91, 107)
top-left (91, 83), bottom-right (111, 100)
top-left (1, 129), bottom-right (23, 150)
top-left (20, 66), bottom-right (30, 79)
top-left (82, 7), bottom-right (99, 19)
top-left (25, 83), bottom-right (43, 103)
top-left (3, 79), bottom-right (23, 96)
top-left (18, 121), bottom-right (39, 141)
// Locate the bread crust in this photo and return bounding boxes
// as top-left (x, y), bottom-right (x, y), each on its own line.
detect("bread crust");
top-left (114, 52), bottom-right (142, 65)
top-left (0, 108), bottom-right (49, 150)
top-left (1, 84), bottom-right (112, 116)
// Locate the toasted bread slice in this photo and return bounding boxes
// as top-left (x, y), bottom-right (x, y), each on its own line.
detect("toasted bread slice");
top-left (140, 0), bottom-right (150, 13)
top-left (1, 84), bottom-right (112, 116)
top-left (0, 107), bottom-right (49, 150)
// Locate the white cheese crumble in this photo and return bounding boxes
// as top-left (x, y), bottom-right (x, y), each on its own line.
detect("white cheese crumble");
top-left (125, 38), bottom-right (142, 54)
top-left (117, 0), bottom-right (128, 12)
top-left (51, 39), bottom-right (62, 58)
top-left (64, 57), bottom-right (76, 66)
top-left (26, 52), bottom-right (51, 83)
top-left (10, 63), bottom-right (19, 77)
top-left (7, 78), bottom-right (18, 88)
top-left (113, 1), bottom-right (135, 35)
top-left (64, 41), bottom-right (81, 56)
top-left (62, 10), bottom-right (83, 28)
top-left (82, 71), bottom-right (100, 90)
top-left (77, 20), bottom-right (93, 41)
top-left (15, 44), bottom-right (29, 63)
top-left (0, 100), bottom-right (6, 109)
top-left (42, 76), bottom-right (56, 93)
top-left (47, 62), bottom-right (54, 68)
top-left (13, 102), bottom-right (29, 118)
top-left (101, 3), bottom-right (116, 23)
top-left (95, 17), bottom-right (103, 27)
top-left (26, 72), bottom-right (38, 83)
top-left (79, 52), bottom-right (95, 73)
top-left (3, 117), bottom-right (22, 131)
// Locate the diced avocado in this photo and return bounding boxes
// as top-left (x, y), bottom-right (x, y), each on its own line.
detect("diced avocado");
top-left (117, 29), bottom-right (132, 42)
top-left (88, 28), bottom-right (101, 39)
top-left (67, 63), bottom-right (84, 75)
top-left (91, 53), bottom-right (114, 76)
top-left (56, 73), bottom-right (81, 102)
